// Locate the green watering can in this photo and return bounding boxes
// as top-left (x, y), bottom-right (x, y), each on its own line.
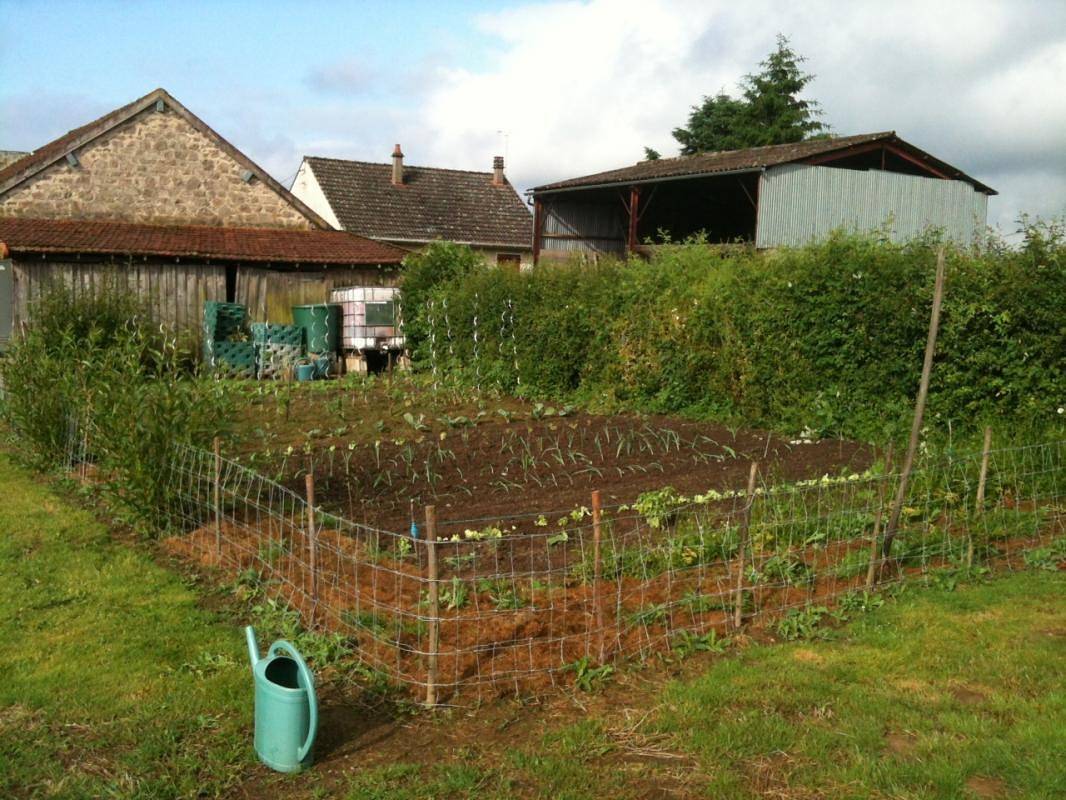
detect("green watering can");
top-left (245, 626), bottom-right (318, 773)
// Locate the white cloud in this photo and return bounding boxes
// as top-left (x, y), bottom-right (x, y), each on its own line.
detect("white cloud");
top-left (414, 0), bottom-right (1066, 229)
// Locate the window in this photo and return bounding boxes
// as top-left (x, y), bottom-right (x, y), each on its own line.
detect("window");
top-left (496, 253), bottom-right (521, 272)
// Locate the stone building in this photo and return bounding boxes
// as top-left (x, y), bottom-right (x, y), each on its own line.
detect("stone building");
top-left (291, 146), bottom-right (533, 269)
top-left (0, 88), bottom-right (404, 347)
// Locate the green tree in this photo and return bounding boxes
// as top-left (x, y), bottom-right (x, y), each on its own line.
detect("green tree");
top-left (672, 35), bottom-right (827, 155)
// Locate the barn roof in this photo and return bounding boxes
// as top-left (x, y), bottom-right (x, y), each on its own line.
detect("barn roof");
top-left (0, 217), bottom-right (405, 265)
top-left (0, 88), bottom-right (334, 228)
top-left (304, 156), bottom-right (533, 249)
top-left (534, 132), bottom-right (995, 195)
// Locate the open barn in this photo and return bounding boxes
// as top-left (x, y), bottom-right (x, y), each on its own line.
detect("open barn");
top-left (529, 132), bottom-right (996, 261)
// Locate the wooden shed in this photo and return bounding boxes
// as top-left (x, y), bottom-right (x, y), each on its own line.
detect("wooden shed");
top-left (0, 88), bottom-right (404, 345)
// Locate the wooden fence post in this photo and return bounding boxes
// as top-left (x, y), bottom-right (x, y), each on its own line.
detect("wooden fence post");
top-left (865, 443), bottom-right (895, 590)
top-left (591, 490), bottom-right (604, 663)
top-left (969, 427), bottom-right (993, 568)
top-left (882, 248), bottom-right (947, 559)
top-left (213, 437), bottom-right (222, 560)
top-left (425, 505), bottom-right (439, 707)
top-left (305, 472), bottom-right (318, 623)
top-left (733, 462), bottom-right (760, 629)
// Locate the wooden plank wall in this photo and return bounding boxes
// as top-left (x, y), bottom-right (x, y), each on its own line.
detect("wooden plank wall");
top-left (237, 267), bottom-right (399, 324)
top-left (11, 258), bottom-right (226, 344)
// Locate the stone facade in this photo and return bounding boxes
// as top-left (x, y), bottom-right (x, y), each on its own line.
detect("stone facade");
top-left (0, 107), bottom-right (313, 229)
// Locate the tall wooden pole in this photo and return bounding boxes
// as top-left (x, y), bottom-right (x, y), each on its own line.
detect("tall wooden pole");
top-left (213, 437), bottom-right (222, 559)
top-left (306, 472), bottom-right (318, 623)
top-left (882, 248), bottom-right (947, 559)
top-left (733, 462), bottom-right (760, 629)
top-left (969, 427), bottom-right (993, 568)
top-left (591, 490), bottom-right (604, 663)
top-left (627, 186), bottom-right (641, 253)
top-left (865, 443), bottom-right (895, 590)
top-left (425, 505), bottom-right (439, 707)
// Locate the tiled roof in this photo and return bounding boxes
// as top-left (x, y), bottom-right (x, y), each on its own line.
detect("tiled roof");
top-left (0, 151), bottom-right (29, 170)
top-left (0, 217), bottom-right (405, 265)
top-left (534, 132), bottom-right (995, 194)
top-left (305, 156), bottom-right (533, 249)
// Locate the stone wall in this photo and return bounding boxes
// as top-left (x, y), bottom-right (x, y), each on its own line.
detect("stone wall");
top-left (0, 108), bottom-right (313, 229)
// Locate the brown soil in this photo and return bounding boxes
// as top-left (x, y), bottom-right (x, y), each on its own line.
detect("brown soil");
top-left (162, 505), bottom-right (1063, 706)
top-left (272, 414), bottom-right (872, 536)
top-left (965, 775), bottom-right (1008, 799)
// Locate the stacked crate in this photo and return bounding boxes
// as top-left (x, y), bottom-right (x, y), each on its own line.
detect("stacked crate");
top-left (251, 323), bottom-right (304, 380)
top-left (203, 301), bottom-right (255, 379)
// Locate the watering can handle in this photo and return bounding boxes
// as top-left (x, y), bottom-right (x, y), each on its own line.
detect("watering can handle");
top-left (268, 640), bottom-right (318, 762)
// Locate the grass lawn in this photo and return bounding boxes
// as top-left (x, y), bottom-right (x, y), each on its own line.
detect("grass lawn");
top-left (0, 452), bottom-right (1062, 799)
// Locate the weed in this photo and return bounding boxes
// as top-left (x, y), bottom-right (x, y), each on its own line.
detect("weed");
top-left (672, 629), bottom-right (729, 658)
top-left (776, 605), bottom-right (830, 640)
top-left (562, 656), bottom-right (614, 692)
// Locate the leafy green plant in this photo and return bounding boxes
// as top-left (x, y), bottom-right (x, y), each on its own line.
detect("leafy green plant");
top-left (562, 656), bottom-right (614, 692)
top-left (776, 605), bottom-right (830, 640)
top-left (1023, 538), bottom-right (1066, 571)
top-left (633, 486), bottom-right (686, 529)
top-left (440, 577), bottom-right (469, 611)
top-left (671, 628), bottom-right (729, 658)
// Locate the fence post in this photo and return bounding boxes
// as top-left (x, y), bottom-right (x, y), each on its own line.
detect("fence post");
top-left (733, 462), bottom-right (759, 629)
top-left (969, 427), bottom-right (993, 568)
top-left (425, 505), bottom-right (439, 707)
top-left (305, 472), bottom-right (318, 623)
top-left (865, 443), bottom-right (895, 590)
top-left (591, 489), bottom-right (604, 663)
top-left (882, 247), bottom-right (947, 559)
top-left (213, 436), bottom-right (222, 560)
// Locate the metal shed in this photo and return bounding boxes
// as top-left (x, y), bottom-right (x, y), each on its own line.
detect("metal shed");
top-left (529, 132), bottom-right (996, 261)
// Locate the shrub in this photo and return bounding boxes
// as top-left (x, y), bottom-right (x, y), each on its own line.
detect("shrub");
top-left (409, 226), bottom-right (1066, 440)
top-left (0, 285), bottom-right (229, 534)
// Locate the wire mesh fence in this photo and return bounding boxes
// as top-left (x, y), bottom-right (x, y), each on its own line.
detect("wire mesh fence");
top-left (53, 419), bottom-right (1065, 705)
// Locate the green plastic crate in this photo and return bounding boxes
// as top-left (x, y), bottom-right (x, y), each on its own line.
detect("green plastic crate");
top-left (212, 340), bottom-right (256, 380)
top-left (250, 322), bottom-right (304, 348)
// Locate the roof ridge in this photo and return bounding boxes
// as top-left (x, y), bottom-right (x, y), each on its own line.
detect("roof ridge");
top-left (306, 155), bottom-right (495, 177)
top-left (634, 131), bottom-right (897, 165)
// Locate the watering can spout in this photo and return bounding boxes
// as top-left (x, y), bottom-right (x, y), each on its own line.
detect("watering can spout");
top-left (245, 626), bottom-right (260, 670)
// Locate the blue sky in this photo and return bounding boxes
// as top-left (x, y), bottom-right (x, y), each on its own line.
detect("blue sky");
top-left (2, 0), bottom-right (1064, 234)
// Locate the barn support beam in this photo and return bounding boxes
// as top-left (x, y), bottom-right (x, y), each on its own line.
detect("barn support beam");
top-left (627, 185), bottom-right (641, 253)
top-left (532, 198), bottom-right (544, 265)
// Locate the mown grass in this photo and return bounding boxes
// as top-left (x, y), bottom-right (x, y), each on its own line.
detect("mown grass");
top-left (1, 452), bottom-right (1062, 799)
top-left (0, 454), bottom-right (252, 799)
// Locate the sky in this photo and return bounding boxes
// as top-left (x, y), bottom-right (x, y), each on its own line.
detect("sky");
top-left (1, 0), bottom-right (1064, 236)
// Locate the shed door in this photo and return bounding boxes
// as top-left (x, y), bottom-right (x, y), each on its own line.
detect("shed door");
top-left (0, 260), bottom-right (12, 350)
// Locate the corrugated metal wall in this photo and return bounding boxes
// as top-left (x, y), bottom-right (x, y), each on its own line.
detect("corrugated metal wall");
top-left (237, 267), bottom-right (398, 324)
top-left (756, 165), bottom-right (989, 248)
top-left (541, 197), bottom-right (626, 254)
top-left (11, 258), bottom-right (226, 343)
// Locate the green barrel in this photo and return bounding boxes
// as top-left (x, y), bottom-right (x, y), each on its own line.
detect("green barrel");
top-left (292, 304), bottom-right (341, 355)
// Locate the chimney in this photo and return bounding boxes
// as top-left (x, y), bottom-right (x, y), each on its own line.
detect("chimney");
top-left (391, 144), bottom-right (404, 186)
top-left (492, 155), bottom-right (505, 186)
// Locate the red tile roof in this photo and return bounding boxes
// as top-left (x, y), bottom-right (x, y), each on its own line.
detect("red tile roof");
top-left (0, 217), bottom-right (405, 265)
top-left (534, 132), bottom-right (995, 194)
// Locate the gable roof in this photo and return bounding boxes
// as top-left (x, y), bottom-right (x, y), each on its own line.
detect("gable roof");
top-left (0, 217), bottom-right (405, 265)
top-left (0, 88), bottom-right (334, 228)
top-left (534, 132), bottom-right (995, 195)
top-left (304, 156), bottom-right (533, 249)
top-left (0, 151), bottom-right (28, 170)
